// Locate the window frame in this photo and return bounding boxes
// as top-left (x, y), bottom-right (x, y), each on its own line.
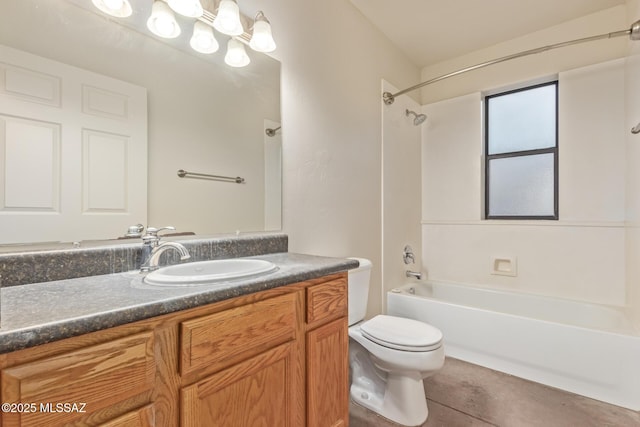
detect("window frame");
top-left (484, 80), bottom-right (559, 220)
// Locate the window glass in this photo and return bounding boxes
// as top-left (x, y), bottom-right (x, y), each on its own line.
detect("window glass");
top-left (487, 153), bottom-right (555, 217)
top-left (487, 84), bottom-right (556, 155)
top-left (485, 81), bottom-right (558, 219)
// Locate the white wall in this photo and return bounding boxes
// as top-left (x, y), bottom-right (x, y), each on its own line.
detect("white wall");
top-left (626, 0), bottom-right (640, 328)
top-left (242, 0), bottom-right (419, 317)
top-left (420, 6), bottom-right (628, 105)
top-left (422, 58), bottom-right (628, 306)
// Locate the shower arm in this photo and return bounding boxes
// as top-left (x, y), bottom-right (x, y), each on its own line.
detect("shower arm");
top-left (265, 126), bottom-right (281, 137)
top-left (382, 19), bottom-right (640, 105)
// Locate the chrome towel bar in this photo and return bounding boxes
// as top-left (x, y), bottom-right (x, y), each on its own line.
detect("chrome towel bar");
top-left (177, 169), bottom-right (245, 184)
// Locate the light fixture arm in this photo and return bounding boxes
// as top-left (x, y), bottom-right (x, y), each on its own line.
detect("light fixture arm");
top-left (383, 19), bottom-right (640, 105)
top-left (196, 2), bottom-right (253, 44)
top-left (253, 11), bottom-right (269, 26)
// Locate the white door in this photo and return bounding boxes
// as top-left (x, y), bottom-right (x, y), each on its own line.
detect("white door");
top-left (0, 45), bottom-right (147, 244)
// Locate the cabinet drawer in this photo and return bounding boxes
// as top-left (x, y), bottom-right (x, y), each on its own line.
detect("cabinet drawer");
top-left (180, 293), bottom-right (297, 377)
top-left (306, 278), bottom-right (347, 325)
top-left (1, 332), bottom-right (155, 427)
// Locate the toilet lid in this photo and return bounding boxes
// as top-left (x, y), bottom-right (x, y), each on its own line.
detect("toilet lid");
top-left (360, 315), bottom-right (443, 352)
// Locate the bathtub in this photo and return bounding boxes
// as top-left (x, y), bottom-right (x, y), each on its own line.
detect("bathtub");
top-left (387, 281), bottom-right (640, 410)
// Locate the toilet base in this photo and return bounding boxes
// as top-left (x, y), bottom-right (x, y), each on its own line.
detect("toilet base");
top-left (350, 340), bottom-right (430, 427)
top-left (350, 370), bottom-right (428, 427)
top-left (348, 324), bottom-right (444, 427)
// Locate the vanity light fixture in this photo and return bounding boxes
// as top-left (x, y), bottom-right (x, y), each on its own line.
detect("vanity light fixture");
top-left (91, 0), bottom-right (276, 67)
top-left (224, 38), bottom-right (250, 67)
top-left (249, 11), bottom-right (276, 53)
top-left (190, 21), bottom-right (219, 54)
top-left (91, 0), bottom-right (132, 18)
top-left (167, 0), bottom-right (203, 18)
top-left (213, 0), bottom-right (244, 36)
top-left (147, 0), bottom-right (181, 38)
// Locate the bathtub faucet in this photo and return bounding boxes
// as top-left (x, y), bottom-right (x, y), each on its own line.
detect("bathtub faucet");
top-left (405, 270), bottom-right (422, 280)
top-left (403, 245), bottom-right (416, 264)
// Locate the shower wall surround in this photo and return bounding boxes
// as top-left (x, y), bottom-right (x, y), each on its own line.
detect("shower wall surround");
top-left (421, 58), bottom-right (629, 306)
top-left (381, 80), bottom-right (422, 314)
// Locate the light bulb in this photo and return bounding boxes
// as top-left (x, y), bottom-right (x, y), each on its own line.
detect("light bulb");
top-left (147, 1), bottom-right (181, 39)
top-left (103, 0), bottom-right (123, 10)
top-left (190, 22), bottom-right (219, 54)
top-left (213, 0), bottom-right (243, 36)
top-left (225, 39), bottom-right (250, 67)
top-left (92, 0), bottom-right (132, 17)
top-left (168, 0), bottom-right (203, 18)
top-left (249, 12), bottom-right (276, 53)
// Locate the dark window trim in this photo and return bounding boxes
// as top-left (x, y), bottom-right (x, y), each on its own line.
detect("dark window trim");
top-left (484, 80), bottom-right (559, 220)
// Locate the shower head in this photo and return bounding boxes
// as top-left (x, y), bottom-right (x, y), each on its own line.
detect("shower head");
top-left (406, 109), bottom-right (427, 126)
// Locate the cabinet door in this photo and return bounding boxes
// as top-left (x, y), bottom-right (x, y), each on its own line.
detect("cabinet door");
top-left (98, 405), bottom-right (155, 427)
top-left (181, 342), bottom-right (301, 427)
top-left (307, 317), bottom-right (349, 427)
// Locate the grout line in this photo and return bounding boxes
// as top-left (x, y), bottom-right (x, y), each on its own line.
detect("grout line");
top-left (426, 398), bottom-right (501, 427)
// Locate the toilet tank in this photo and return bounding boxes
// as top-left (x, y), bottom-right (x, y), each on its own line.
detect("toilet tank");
top-left (347, 258), bottom-right (372, 326)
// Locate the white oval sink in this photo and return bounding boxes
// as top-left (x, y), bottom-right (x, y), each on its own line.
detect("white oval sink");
top-left (144, 258), bottom-right (277, 286)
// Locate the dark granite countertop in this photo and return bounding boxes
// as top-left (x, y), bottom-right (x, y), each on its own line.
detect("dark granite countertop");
top-left (0, 253), bottom-right (359, 354)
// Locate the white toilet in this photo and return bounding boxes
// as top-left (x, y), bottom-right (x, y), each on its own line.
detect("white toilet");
top-left (348, 258), bottom-right (444, 427)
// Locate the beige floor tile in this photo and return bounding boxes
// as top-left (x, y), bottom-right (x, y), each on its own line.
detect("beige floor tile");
top-left (425, 358), bottom-right (640, 427)
top-left (424, 400), bottom-right (497, 427)
top-left (349, 357), bottom-right (640, 427)
top-left (350, 398), bottom-right (496, 427)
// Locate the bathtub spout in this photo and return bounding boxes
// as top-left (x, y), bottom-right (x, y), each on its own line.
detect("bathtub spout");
top-left (406, 270), bottom-right (422, 280)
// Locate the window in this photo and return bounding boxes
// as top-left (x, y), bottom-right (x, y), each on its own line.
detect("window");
top-left (484, 81), bottom-right (558, 219)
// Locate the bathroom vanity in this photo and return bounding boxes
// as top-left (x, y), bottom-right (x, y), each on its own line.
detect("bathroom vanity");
top-left (0, 234), bottom-right (356, 426)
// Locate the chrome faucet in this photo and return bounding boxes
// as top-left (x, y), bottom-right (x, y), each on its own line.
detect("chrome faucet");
top-left (140, 226), bottom-right (191, 272)
top-left (405, 270), bottom-right (422, 280)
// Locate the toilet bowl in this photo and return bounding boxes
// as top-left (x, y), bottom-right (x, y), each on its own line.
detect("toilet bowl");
top-left (348, 258), bottom-right (444, 426)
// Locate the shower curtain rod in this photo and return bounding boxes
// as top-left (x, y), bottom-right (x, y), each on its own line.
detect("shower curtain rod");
top-left (382, 19), bottom-right (640, 105)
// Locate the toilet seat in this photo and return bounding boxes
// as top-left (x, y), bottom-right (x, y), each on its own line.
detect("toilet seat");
top-left (360, 315), bottom-right (442, 352)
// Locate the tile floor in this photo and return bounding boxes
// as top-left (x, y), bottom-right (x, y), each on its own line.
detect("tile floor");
top-left (349, 357), bottom-right (640, 427)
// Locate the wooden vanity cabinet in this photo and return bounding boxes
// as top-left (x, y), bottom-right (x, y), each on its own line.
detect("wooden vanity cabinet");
top-left (178, 292), bottom-right (304, 426)
top-left (305, 277), bottom-right (349, 427)
top-left (0, 273), bottom-right (349, 427)
top-left (98, 405), bottom-right (155, 427)
top-left (0, 332), bottom-right (156, 427)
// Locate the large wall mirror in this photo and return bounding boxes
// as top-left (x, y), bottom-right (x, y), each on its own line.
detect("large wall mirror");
top-left (0, 0), bottom-right (281, 247)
